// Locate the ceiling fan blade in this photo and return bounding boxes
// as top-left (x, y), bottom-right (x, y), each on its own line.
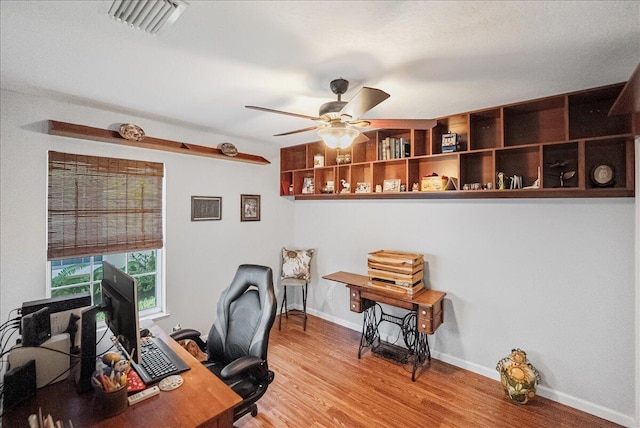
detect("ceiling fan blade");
top-left (273, 126), bottom-right (319, 137)
top-left (245, 105), bottom-right (319, 121)
top-left (365, 119), bottom-right (438, 130)
top-left (353, 133), bottom-right (370, 143)
top-left (340, 87), bottom-right (390, 120)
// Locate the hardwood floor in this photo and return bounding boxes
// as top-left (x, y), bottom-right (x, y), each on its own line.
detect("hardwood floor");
top-left (235, 312), bottom-right (620, 428)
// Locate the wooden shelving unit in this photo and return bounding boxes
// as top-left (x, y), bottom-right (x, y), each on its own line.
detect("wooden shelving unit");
top-left (48, 121), bottom-right (270, 165)
top-left (280, 82), bottom-right (635, 200)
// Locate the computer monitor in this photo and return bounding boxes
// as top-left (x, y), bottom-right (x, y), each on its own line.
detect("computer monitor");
top-left (101, 261), bottom-right (142, 366)
top-left (75, 261), bottom-right (142, 393)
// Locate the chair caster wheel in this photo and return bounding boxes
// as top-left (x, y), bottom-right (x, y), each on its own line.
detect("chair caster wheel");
top-left (250, 404), bottom-right (258, 417)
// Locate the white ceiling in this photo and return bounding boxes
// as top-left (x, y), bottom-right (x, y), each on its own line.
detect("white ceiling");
top-left (1, 1), bottom-right (639, 147)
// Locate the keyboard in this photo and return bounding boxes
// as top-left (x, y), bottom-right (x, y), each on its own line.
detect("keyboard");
top-left (132, 337), bottom-right (190, 385)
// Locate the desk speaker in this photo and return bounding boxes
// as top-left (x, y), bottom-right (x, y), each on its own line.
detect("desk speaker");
top-left (2, 359), bottom-right (37, 412)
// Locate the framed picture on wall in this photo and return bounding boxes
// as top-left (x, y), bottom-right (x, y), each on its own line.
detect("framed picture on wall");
top-left (240, 194), bottom-right (260, 222)
top-left (191, 196), bottom-right (221, 221)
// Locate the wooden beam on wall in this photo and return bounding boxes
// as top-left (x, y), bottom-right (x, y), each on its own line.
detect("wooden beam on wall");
top-left (47, 120), bottom-right (270, 165)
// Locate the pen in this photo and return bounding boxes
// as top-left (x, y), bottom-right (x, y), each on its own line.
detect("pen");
top-left (127, 349), bottom-right (135, 374)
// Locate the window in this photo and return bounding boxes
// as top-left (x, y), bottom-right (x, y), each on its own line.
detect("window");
top-left (49, 250), bottom-right (162, 316)
top-left (47, 152), bottom-right (165, 316)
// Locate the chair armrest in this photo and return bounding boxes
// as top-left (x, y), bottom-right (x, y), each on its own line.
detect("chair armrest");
top-left (169, 328), bottom-right (206, 351)
top-left (169, 328), bottom-right (202, 341)
top-left (220, 356), bottom-right (264, 379)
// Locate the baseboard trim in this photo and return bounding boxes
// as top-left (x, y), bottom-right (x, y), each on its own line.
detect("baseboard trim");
top-left (301, 307), bottom-right (635, 427)
top-left (431, 350), bottom-right (635, 427)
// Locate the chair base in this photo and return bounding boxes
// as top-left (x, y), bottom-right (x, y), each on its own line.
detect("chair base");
top-left (235, 402), bottom-right (258, 420)
top-left (278, 283), bottom-right (308, 331)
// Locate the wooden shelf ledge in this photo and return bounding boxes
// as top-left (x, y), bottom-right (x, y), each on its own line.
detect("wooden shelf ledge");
top-left (293, 188), bottom-right (634, 200)
top-left (48, 120), bottom-right (270, 165)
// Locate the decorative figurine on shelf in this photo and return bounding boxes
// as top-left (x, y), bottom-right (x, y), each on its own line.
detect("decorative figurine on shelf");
top-left (547, 160), bottom-right (575, 188)
top-left (497, 172), bottom-right (506, 190)
top-left (412, 182), bottom-right (420, 191)
top-left (496, 348), bottom-right (541, 405)
top-left (336, 153), bottom-right (352, 165)
top-left (340, 179), bottom-right (350, 193)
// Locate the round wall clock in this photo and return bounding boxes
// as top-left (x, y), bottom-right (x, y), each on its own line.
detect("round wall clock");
top-left (590, 163), bottom-right (615, 187)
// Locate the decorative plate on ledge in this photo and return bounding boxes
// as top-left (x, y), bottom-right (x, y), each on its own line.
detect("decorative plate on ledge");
top-left (119, 123), bottom-right (145, 142)
top-left (218, 142), bottom-right (238, 157)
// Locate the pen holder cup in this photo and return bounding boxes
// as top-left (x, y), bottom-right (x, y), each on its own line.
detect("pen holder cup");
top-left (94, 384), bottom-right (128, 418)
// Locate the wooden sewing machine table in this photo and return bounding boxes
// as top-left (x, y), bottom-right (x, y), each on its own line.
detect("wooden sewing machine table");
top-left (323, 271), bottom-right (446, 381)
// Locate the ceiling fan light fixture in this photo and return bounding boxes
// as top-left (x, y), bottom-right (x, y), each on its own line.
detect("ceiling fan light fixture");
top-left (318, 126), bottom-right (359, 149)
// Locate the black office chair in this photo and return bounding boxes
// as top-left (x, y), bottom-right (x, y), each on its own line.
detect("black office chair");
top-left (170, 264), bottom-right (276, 421)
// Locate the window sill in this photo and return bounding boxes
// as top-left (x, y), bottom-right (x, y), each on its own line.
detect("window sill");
top-left (141, 311), bottom-right (170, 326)
top-left (97, 311), bottom-right (171, 333)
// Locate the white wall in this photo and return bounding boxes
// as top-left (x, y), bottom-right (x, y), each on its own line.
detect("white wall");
top-left (295, 197), bottom-right (636, 426)
top-left (0, 89), bottom-right (295, 337)
top-left (636, 137), bottom-right (639, 428)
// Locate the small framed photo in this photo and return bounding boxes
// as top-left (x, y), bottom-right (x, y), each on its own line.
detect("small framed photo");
top-left (383, 179), bottom-right (401, 192)
top-left (442, 133), bottom-right (459, 153)
top-left (302, 177), bottom-right (315, 194)
top-left (355, 182), bottom-right (371, 193)
top-left (240, 194), bottom-right (261, 222)
top-left (191, 196), bottom-right (221, 221)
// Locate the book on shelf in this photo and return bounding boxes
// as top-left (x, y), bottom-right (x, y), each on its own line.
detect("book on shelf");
top-left (401, 138), bottom-right (410, 158)
top-left (378, 137), bottom-right (411, 160)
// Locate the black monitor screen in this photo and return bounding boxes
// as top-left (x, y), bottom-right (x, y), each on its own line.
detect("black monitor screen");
top-left (101, 261), bottom-right (142, 365)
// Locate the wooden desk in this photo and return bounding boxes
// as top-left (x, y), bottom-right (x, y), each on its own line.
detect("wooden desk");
top-left (323, 271), bottom-right (446, 381)
top-left (3, 325), bottom-right (242, 427)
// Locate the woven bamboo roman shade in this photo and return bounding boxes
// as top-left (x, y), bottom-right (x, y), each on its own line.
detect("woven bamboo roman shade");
top-left (48, 151), bottom-right (164, 260)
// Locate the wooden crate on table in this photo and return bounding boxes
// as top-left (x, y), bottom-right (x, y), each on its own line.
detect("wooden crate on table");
top-left (367, 279), bottom-right (425, 296)
top-left (367, 250), bottom-right (424, 296)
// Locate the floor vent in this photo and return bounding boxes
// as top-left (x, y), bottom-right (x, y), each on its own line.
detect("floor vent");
top-left (105, 0), bottom-right (188, 35)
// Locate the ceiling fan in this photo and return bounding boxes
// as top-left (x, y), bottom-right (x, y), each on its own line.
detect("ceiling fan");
top-left (246, 78), bottom-right (436, 149)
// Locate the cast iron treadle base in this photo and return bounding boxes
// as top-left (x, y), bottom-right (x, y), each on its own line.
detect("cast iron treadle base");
top-left (358, 302), bottom-right (430, 381)
top-left (372, 341), bottom-right (409, 365)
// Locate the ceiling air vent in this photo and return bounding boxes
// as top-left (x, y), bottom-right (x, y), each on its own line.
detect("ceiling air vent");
top-left (105, 0), bottom-right (188, 35)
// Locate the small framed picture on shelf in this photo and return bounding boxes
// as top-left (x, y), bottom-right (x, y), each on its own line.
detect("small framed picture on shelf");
top-left (302, 177), bottom-right (315, 194)
top-left (383, 179), bottom-right (401, 192)
top-left (191, 196), bottom-right (221, 221)
top-left (355, 182), bottom-right (371, 193)
top-left (442, 133), bottom-right (459, 153)
top-left (240, 194), bottom-right (260, 222)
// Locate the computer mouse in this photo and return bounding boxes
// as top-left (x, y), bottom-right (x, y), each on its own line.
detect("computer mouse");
top-left (139, 328), bottom-right (151, 338)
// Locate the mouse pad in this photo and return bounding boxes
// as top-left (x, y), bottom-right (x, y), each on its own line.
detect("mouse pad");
top-left (159, 375), bottom-right (184, 391)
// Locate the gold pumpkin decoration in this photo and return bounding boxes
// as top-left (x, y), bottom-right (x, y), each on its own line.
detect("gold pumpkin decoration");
top-left (496, 348), bottom-right (541, 404)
